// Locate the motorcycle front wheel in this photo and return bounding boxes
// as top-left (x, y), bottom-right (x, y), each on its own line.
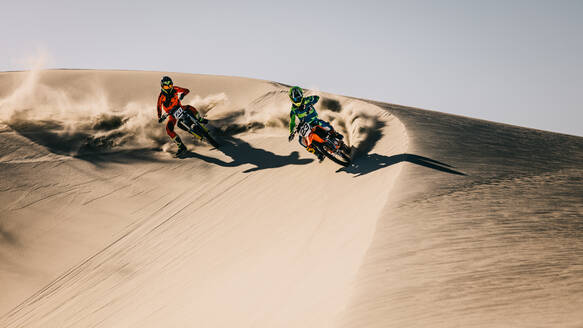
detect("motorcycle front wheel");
top-left (192, 124), bottom-right (220, 148)
top-left (318, 142), bottom-right (351, 167)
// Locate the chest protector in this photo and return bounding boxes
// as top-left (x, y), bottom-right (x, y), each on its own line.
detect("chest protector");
top-left (294, 103), bottom-right (317, 123)
top-left (161, 89), bottom-right (178, 109)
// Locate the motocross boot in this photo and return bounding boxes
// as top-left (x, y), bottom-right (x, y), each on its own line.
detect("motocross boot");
top-left (173, 135), bottom-right (188, 156)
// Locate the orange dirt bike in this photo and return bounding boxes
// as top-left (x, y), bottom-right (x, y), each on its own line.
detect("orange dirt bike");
top-left (292, 121), bottom-right (352, 166)
top-left (159, 106), bottom-right (220, 148)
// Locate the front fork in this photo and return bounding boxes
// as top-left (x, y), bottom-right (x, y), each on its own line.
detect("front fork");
top-left (190, 129), bottom-right (203, 141)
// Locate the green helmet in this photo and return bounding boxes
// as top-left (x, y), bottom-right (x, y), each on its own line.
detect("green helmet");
top-left (289, 86), bottom-right (303, 106)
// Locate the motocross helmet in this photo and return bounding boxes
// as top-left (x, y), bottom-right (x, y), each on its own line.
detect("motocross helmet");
top-left (161, 76), bottom-right (173, 94)
top-left (289, 86), bottom-right (303, 106)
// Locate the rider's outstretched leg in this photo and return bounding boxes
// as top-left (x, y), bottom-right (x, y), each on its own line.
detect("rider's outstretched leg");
top-left (167, 117), bottom-right (187, 154)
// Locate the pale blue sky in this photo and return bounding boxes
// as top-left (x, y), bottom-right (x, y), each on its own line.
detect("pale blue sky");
top-left (2, 0), bottom-right (582, 136)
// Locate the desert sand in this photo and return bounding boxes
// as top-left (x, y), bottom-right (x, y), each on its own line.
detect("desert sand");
top-left (0, 70), bottom-right (581, 327)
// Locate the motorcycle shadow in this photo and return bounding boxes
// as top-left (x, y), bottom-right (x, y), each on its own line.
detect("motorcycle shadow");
top-left (180, 135), bottom-right (314, 173)
top-left (338, 153), bottom-right (466, 177)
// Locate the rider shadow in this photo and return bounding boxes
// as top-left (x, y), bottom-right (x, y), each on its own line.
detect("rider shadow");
top-left (339, 153), bottom-right (466, 177)
top-left (181, 135), bottom-right (314, 173)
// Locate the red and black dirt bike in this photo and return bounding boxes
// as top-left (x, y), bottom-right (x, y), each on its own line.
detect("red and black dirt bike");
top-left (159, 106), bottom-right (220, 148)
top-left (293, 121), bottom-right (352, 166)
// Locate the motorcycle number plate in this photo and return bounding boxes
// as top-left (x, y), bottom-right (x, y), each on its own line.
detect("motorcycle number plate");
top-left (174, 107), bottom-right (185, 120)
top-left (299, 124), bottom-right (311, 138)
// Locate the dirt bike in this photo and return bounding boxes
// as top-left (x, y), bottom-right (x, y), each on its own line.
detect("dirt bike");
top-left (159, 106), bottom-right (220, 148)
top-left (292, 121), bottom-right (351, 166)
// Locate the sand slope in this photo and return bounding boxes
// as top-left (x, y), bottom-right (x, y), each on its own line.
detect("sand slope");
top-left (0, 70), bottom-right (406, 327)
top-left (0, 70), bottom-right (582, 327)
top-left (340, 103), bottom-right (583, 327)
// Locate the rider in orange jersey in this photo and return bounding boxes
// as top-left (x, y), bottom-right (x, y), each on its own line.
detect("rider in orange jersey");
top-left (157, 76), bottom-right (207, 154)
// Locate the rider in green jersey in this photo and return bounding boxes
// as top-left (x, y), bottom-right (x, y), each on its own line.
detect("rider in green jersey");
top-left (287, 86), bottom-right (342, 161)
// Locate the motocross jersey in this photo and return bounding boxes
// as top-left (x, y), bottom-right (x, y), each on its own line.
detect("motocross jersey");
top-left (157, 86), bottom-right (190, 118)
top-left (289, 95), bottom-right (320, 134)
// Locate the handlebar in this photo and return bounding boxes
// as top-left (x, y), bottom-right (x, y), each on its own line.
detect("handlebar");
top-left (158, 109), bottom-right (209, 125)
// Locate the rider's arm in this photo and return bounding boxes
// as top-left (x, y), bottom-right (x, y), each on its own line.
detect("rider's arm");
top-left (304, 95), bottom-right (320, 106)
top-left (289, 108), bottom-right (297, 134)
top-left (156, 93), bottom-right (163, 118)
top-left (175, 86), bottom-right (190, 98)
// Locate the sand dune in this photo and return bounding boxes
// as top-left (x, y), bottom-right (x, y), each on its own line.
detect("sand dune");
top-left (0, 70), bottom-right (581, 327)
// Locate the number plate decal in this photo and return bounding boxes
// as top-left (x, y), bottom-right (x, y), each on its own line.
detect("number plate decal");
top-left (299, 123), bottom-right (311, 138)
top-left (174, 107), bottom-right (185, 120)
